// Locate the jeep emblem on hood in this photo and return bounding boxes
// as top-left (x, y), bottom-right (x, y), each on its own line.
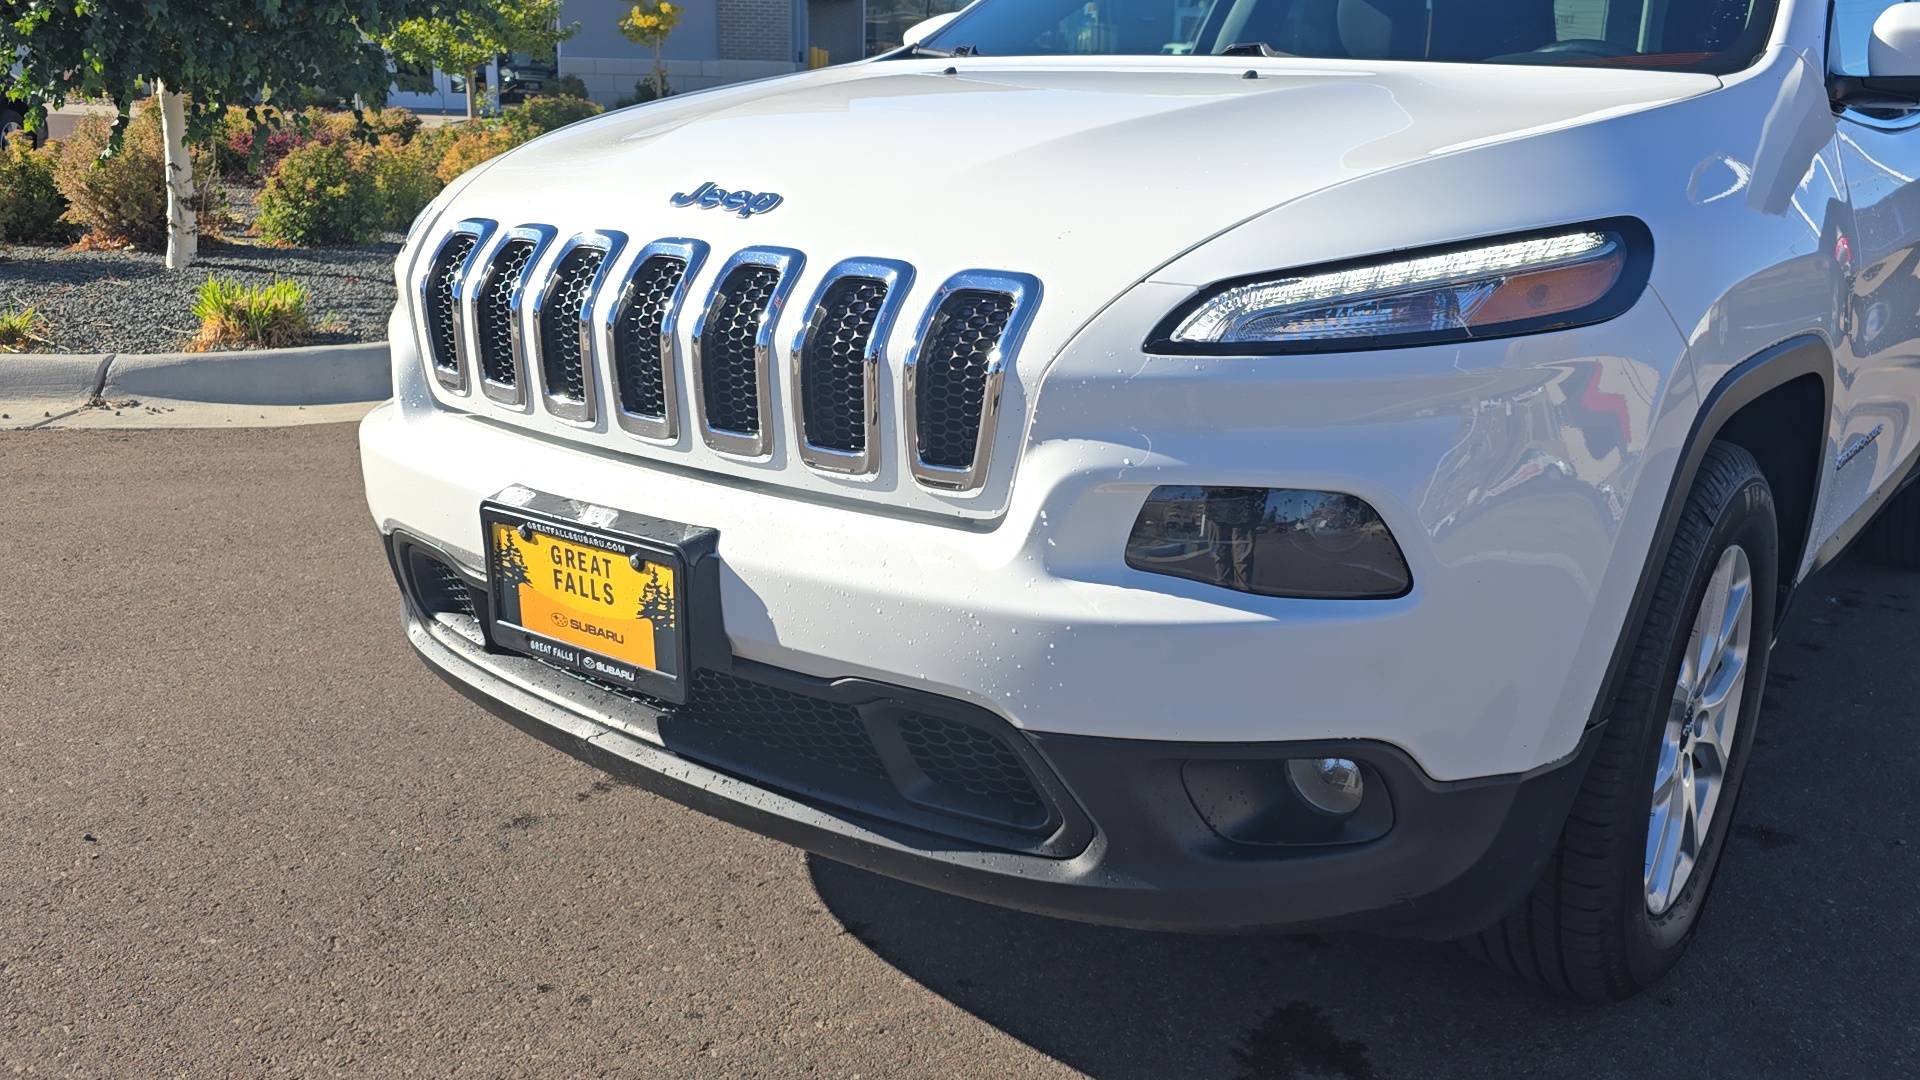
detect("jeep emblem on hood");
top-left (670, 182), bottom-right (783, 218)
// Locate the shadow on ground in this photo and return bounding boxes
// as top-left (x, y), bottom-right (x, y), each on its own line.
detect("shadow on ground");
top-left (809, 552), bottom-right (1920, 1079)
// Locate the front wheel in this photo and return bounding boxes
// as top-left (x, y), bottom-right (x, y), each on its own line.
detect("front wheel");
top-left (1464, 442), bottom-right (1777, 1000)
top-left (0, 110), bottom-right (26, 150)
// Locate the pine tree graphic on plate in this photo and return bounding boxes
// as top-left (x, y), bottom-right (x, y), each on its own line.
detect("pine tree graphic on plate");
top-left (493, 530), bottom-right (532, 589)
top-left (635, 567), bottom-right (675, 631)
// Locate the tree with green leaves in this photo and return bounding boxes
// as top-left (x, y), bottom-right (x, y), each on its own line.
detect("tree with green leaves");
top-left (384, 0), bottom-right (578, 123)
top-left (617, 1), bottom-right (682, 102)
top-left (1, 0), bottom-right (470, 269)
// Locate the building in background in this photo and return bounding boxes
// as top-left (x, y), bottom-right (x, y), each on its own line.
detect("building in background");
top-left (388, 0), bottom-right (977, 112)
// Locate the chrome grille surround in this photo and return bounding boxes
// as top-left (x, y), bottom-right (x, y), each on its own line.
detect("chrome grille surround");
top-left (532, 230), bottom-right (627, 425)
top-left (604, 238), bottom-right (708, 443)
top-left (690, 247), bottom-right (804, 458)
top-left (472, 224), bottom-right (557, 409)
top-left (419, 218), bottom-right (495, 394)
top-left (903, 272), bottom-right (1042, 492)
top-left (789, 258), bottom-right (914, 477)
top-left (416, 225), bottom-right (1048, 501)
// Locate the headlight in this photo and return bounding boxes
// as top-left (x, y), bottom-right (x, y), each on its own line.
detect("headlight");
top-left (1147, 219), bottom-right (1652, 355)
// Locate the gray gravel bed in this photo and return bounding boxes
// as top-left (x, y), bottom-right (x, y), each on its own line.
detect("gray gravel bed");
top-left (0, 239), bottom-right (400, 354)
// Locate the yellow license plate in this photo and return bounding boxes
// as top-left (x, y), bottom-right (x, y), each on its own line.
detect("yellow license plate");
top-left (484, 512), bottom-right (682, 688)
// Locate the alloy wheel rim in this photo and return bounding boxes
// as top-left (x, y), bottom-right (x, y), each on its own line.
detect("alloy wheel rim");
top-left (1645, 544), bottom-right (1753, 916)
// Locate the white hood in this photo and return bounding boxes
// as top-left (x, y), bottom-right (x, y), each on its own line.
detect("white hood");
top-left (452, 56), bottom-right (1713, 333)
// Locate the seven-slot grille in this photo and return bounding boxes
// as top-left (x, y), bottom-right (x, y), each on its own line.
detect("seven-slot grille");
top-left (536, 245), bottom-right (606, 407)
top-left (418, 225), bottom-right (1033, 491)
top-left (476, 238), bottom-right (539, 390)
top-left (799, 276), bottom-right (887, 457)
top-left (614, 254), bottom-right (690, 423)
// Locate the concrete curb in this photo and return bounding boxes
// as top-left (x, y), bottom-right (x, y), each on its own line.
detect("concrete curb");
top-left (1, 342), bottom-right (391, 406)
top-left (0, 353), bottom-right (116, 399)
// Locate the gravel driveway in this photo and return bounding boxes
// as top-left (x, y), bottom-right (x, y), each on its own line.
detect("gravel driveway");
top-left (1, 240), bottom-right (400, 354)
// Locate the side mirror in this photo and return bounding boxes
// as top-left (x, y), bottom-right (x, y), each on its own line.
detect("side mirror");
top-left (1872, 2), bottom-right (1920, 75)
top-left (1834, 3), bottom-right (1920, 108)
top-left (902, 11), bottom-right (962, 46)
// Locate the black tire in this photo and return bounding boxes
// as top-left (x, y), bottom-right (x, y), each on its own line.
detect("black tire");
top-left (0, 109), bottom-right (30, 150)
top-left (1463, 442), bottom-right (1777, 1000)
top-left (1857, 480), bottom-right (1920, 569)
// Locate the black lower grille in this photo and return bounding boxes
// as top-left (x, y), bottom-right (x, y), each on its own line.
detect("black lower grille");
top-left (666, 670), bottom-right (890, 779)
top-left (425, 233), bottom-right (477, 376)
top-left (899, 712), bottom-right (1045, 812)
top-left (538, 246), bottom-right (605, 404)
top-left (614, 255), bottom-right (687, 419)
top-left (801, 276), bottom-right (886, 455)
top-left (399, 547), bottom-right (1068, 849)
top-left (478, 238), bottom-right (537, 387)
top-left (700, 264), bottom-right (780, 435)
top-left (915, 290), bottom-right (1016, 470)
top-left (410, 552), bottom-right (476, 617)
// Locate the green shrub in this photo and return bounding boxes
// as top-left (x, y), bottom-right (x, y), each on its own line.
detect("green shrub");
top-left (615, 78), bottom-right (672, 108)
top-left (0, 140), bottom-right (76, 243)
top-left (435, 124), bottom-right (526, 184)
top-left (257, 141), bottom-right (379, 246)
top-left (359, 138), bottom-right (445, 233)
top-left (362, 106), bottom-right (422, 146)
top-left (500, 96), bottom-right (604, 142)
top-left (290, 106), bottom-right (361, 146)
top-left (544, 74), bottom-right (591, 99)
top-left (0, 306), bottom-right (52, 353)
top-left (52, 100), bottom-right (222, 250)
top-left (189, 276), bottom-right (311, 350)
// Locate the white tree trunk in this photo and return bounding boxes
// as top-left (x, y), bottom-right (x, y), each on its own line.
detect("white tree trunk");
top-left (157, 83), bottom-right (197, 270)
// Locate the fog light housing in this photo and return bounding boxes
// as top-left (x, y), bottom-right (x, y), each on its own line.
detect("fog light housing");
top-left (1182, 757), bottom-right (1392, 847)
top-left (1125, 486), bottom-right (1411, 599)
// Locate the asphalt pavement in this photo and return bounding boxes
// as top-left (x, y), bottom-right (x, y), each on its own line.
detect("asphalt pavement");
top-left (2, 424), bottom-right (1914, 1078)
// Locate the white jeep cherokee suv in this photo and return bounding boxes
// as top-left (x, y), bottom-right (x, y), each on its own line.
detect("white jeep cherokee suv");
top-left (361, 0), bottom-right (1920, 999)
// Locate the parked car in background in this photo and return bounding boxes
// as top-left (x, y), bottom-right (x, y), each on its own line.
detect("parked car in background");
top-left (497, 52), bottom-right (558, 105)
top-left (2, 62), bottom-right (41, 148)
top-left (361, 0), bottom-right (1920, 1001)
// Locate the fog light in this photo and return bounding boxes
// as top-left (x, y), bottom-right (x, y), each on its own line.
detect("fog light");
top-left (1287, 757), bottom-right (1364, 816)
top-left (1181, 756), bottom-right (1392, 847)
top-left (1125, 486), bottom-right (1410, 599)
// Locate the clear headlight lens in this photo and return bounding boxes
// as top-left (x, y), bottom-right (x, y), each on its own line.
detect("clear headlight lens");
top-left (1151, 220), bottom-right (1649, 354)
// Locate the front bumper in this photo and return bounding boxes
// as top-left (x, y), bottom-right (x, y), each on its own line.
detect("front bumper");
top-left (390, 530), bottom-right (1596, 937)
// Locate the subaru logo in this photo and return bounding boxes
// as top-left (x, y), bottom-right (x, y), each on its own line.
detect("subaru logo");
top-left (670, 181), bottom-right (783, 218)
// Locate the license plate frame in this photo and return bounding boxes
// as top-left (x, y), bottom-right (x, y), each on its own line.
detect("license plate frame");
top-left (481, 487), bottom-right (705, 704)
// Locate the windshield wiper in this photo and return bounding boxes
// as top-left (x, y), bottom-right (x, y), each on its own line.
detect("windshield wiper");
top-left (897, 43), bottom-right (979, 59)
top-left (1220, 41), bottom-right (1295, 58)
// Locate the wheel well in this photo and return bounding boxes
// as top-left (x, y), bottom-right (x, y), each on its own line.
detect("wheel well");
top-left (1706, 372), bottom-right (1824, 619)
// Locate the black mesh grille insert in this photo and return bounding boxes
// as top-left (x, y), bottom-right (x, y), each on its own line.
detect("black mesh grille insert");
top-left (567, 666), bottom-right (889, 780)
top-left (537, 246), bottom-right (605, 403)
top-left (613, 255), bottom-right (687, 419)
top-left (898, 713), bottom-right (1044, 812)
top-left (425, 233), bottom-right (477, 375)
top-left (673, 671), bottom-right (889, 779)
top-left (478, 238), bottom-right (537, 387)
top-left (801, 276), bottom-right (887, 455)
top-left (409, 552), bottom-right (476, 618)
top-left (700, 264), bottom-right (781, 436)
top-left (915, 290), bottom-right (1015, 470)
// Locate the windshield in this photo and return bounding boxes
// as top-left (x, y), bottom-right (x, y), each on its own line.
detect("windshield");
top-left (918, 0), bottom-right (1779, 74)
